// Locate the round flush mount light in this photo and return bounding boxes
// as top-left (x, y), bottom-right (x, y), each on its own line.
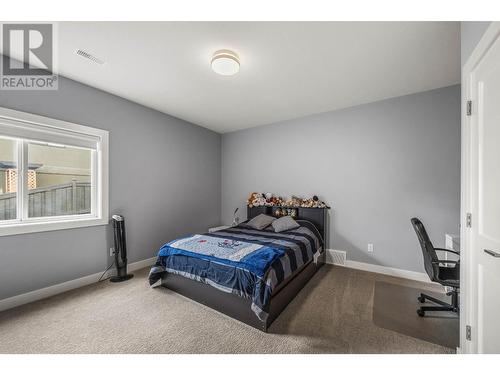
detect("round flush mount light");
top-left (211, 49), bottom-right (240, 76)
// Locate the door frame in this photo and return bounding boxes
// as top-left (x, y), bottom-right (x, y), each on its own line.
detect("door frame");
top-left (461, 22), bottom-right (500, 354)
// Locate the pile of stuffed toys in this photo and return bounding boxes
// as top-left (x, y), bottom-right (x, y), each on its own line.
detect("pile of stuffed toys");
top-left (246, 192), bottom-right (329, 208)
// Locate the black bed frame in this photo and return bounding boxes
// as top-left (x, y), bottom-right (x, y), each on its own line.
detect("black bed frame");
top-left (160, 206), bottom-right (329, 331)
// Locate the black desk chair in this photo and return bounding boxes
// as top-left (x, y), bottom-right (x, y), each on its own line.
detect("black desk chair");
top-left (411, 218), bottom-right (460, 317)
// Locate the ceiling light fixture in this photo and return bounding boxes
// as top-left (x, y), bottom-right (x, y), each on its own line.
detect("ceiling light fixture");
top-left (211, 49), bottom-right (240, 76)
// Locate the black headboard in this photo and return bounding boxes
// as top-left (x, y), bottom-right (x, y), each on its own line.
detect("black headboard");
top-left (247, 206), bottom-right (329, 246)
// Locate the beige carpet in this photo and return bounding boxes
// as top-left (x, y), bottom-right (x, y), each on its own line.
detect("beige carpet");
top-left (0, 265), bottom-right (454, 354)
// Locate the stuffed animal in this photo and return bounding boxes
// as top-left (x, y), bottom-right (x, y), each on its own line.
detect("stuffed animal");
top-left (273, 196), bottom-right (284, 206)
top-left (247, 192), bottom-right (266, 207)
top-left (246, 192), bottom-right (257, 207)
top-left (266, 196), bottom-right (280, 206)
top-left (306, 195), bottom-right (328, 208)
top-left (283, 195), bottom-right (303, 207)
top-left (247, 192), bottom-right (328, 208)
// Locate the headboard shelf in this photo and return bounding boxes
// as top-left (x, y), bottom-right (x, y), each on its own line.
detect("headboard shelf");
top-left (248, 205), bottom-right (330, 210)
top-left (246, 205), bottom-right (329, 246)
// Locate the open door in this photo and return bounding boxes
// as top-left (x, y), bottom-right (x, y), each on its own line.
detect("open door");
top-left (462, 22), bottom-right (500, 353)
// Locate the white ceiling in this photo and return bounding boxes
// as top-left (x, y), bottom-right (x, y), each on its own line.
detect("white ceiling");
top-left (7, 22), bottom-right (461, 133)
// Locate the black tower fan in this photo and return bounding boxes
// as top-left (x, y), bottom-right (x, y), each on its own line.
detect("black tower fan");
top-left (110, 214), bottom-right (134, 282)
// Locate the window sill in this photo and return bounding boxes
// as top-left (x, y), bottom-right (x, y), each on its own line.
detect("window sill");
top-left (0, 216), bottom-right (109, 237)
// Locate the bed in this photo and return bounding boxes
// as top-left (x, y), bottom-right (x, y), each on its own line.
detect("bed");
top-left (149, 206), bottom-right (328, 331)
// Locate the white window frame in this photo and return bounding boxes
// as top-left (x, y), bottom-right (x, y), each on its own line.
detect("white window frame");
top-left (0, 107), bottom-right (109, 236)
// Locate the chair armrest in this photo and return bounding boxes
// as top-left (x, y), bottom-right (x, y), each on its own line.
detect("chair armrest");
top-left (432, 260), bottom-right (459, 265)
top-left (434, 247), bottom-right (460, 256)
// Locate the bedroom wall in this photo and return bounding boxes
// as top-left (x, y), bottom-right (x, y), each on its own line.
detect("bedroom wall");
top-left (221, 85), bottom-right (460, 273)
top-left (461, 21), bottom-right (491, 66)
top-left (0, 66), bottom-right (221, 300)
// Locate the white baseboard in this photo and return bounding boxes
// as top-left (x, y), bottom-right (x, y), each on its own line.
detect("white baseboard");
top-left (0, 256), bottom-right (157, 313)
top-left (325, 249), bottom-right (441, 286)
top-left (128, 256), bottom-right (156, 272)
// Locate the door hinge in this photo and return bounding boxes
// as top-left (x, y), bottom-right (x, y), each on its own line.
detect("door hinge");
top-left (467, 100), bottom-right (472, 116)
top-left (466, 213), bottom-right (472, 228)
top-left (466, 325), bottom-right (472, 341)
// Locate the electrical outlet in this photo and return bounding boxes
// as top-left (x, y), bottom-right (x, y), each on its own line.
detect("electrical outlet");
top-left (367, 243), bottom-right (374, 253)
top-left (109, 247), bottom-right (115, 257)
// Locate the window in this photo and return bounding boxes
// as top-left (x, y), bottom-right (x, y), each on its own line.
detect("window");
top-left (0, 107), bottom-right (108, 236)
top-left (0, 137), bottom-right (18, 221)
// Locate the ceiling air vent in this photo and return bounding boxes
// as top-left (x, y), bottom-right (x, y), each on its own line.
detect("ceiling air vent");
top-left (75, 49), bottom-right (105, 65)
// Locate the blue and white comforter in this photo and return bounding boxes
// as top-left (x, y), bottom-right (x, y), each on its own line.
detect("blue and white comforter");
top-left (149, 221), bottom-right (323, 321)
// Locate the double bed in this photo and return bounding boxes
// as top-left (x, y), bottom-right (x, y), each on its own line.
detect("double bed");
top-left (149, 206), bottom-right (328, 331)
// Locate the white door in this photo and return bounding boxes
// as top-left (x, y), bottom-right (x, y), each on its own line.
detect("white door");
top-left (466, 23), bottom-right (500, 353)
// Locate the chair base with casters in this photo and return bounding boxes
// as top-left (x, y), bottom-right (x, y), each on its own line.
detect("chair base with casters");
top-left (417, 288), bottom-right (459, 317)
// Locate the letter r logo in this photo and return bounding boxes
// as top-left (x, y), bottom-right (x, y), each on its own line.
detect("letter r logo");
top-left (2, 24), bottom-right (53, 76)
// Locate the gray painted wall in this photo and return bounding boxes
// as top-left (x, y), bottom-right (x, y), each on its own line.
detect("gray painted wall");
top-left (0, 71), bottom-right (221, 300)
top-left (461, 22), bottom-right (491, 66)
top-left (221, 85), bottom-right (460, 273)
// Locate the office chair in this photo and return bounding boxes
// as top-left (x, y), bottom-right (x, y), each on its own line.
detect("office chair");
top-left (411, 218), bottom-right (460, 317)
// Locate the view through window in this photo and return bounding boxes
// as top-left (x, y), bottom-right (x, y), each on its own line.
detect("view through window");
top-left (27, 143), bottom-right (92, 218)
top-left (0, 137), bottom-right (17, 221)
top-left (0, 139), bottom-right (92, 221)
